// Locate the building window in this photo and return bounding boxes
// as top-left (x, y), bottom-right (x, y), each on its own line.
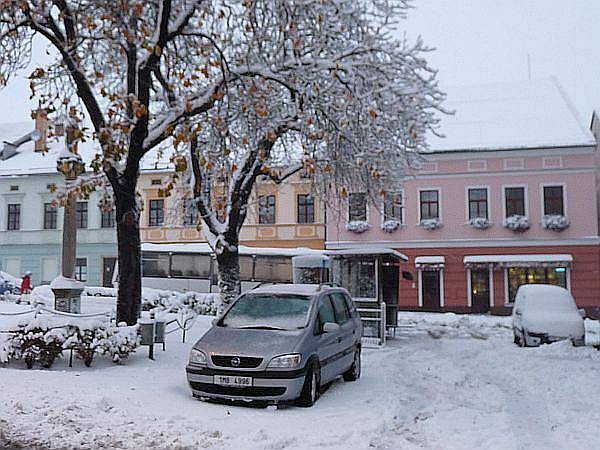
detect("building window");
top-left (543, 186), bottom-right (564, 216)
top-left (297, 194), bottom-right (315, 224)
top-left (384, 191), bottom-right (404, 223)
top-left (101, 208), bottom-right (115, 228)
top-left (10, 185), bottom-right (19, 191)
top-left (149, 199), bottom-right (164, 227)
top-left (42, 203), bottom-right (58, 230)
top-left (348, 193), bottom-right (367, 222)
top-left (183, 199), bottom-right (199, 226)
top-left (507, 267), bottom-right (567, 303)
top-left (258, 194), bottom-right (276, 224)
top-left (7, 204), bottom-right (20, 231)
top-left (468, 188), bottom-right (488, 220)
top-left (505, 187), bottom-right (525, 217)
top-left (75, 258), bottom-right (87, 282)
top-left (76, 201), bottom-right (88, 229)
top-left (419, 190), bottom-right (439, 220)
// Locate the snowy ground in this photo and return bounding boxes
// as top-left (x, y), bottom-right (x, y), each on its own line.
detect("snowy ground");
top-left (1, 302), bottom-right (600, 450)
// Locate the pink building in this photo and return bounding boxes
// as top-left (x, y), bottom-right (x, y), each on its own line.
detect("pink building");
top-left (327, 79), bottom-right (600, 315)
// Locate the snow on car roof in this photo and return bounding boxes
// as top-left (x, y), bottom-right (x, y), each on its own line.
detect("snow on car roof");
top-left (427, 78), bottom-right (596, 153)
top-left (247, 283), bottom-right (327, 296)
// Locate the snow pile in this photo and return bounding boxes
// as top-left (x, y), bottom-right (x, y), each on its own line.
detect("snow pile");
top-left (381, 219), bottom-right (401, 233)
top-left (0, 271), bottom-right (21, 287)
top-left (469, 217), bottom-right (491, 229)
top-left (345, 220), bottom-right (370, 233)
top-left (418, 218), bottom-right (442, 230)
top-left (398, 311), bottom-right (512, 340)
top-left (84, 286), bottom-right (117, 297)
top-left (503, 214), bottom-right (530, 232)
top-left (542, 214), bottom-right (570, 231)
top-left (142, 288), bottom-right (220, 316)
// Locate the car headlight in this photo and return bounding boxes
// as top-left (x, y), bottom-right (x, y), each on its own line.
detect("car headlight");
top-left (189, 348), bottom-right (208, 365)
top-left (267, 353), bottom-right (302, 369)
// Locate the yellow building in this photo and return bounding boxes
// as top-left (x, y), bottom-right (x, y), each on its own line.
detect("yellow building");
top-left (138, 169), bottom-right (325, 249)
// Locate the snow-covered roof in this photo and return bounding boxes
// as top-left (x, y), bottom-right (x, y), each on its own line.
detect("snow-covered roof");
top-left (414, 256), bottom-right (445, 264)
top-left (325, 247), bottom-right (408, 261)
top-left (141, 242), bottom-right (325, 257)
top-left (463, 254), bottom-right (573, 264)
top-left (0, 121), bottom-right (172, 177)
top-left (428, 79), bottom-right (596, 153)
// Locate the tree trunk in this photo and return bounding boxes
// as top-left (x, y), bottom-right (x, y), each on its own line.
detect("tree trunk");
top-left (215, 245), bottom-right (241, 312)
top-left (114, 188), bottom-right (142, 325)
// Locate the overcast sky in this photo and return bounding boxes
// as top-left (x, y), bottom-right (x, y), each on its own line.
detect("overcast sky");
top-left (0, 0), bottom-right (599, 126)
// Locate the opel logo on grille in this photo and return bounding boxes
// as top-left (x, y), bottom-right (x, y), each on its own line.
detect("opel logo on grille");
top-left (231, 357), bottom-right (241, 367)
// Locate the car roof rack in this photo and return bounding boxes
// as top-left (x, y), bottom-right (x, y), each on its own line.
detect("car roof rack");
top-left (317, 282), bottom-right (341, 291)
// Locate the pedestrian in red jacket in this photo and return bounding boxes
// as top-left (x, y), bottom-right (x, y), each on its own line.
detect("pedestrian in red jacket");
top-left (20, 272), bottom-right (32, 295)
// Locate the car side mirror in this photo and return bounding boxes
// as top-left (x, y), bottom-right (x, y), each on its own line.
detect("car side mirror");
top-left (514, 309), bottom-right (522, 316)
top-left (211, 318), bottom-right (219, 326)
top-left (578, 309), bottom-right (586, 319)
top-left (323, 322), bottom-right (340, 333)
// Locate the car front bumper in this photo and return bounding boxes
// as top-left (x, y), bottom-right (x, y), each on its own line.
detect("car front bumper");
top-left (526, 332), bottom-right (584, 346)
top-left (186, 365), bottom-right (307, 403)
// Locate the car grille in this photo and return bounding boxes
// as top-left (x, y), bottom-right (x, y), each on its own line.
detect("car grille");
top-left (190, 382), bottom-right (286, 397)
top-left (211, 355), bottom-right (263, 368)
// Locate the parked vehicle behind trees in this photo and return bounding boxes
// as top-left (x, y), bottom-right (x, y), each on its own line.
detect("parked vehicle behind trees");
top-left (512, 284), bottom-right (585, 347)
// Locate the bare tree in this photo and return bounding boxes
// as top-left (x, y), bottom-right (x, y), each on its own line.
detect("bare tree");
top-left (0, 0), bottom-right (232, 323)
top-left (170, 0), bottom-right (446, 307)
top-left (0, 0), bottom-right (444, 316)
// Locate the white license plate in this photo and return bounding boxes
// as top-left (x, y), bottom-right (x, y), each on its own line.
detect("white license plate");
top-left (213, 375), bottom-right (253, 387)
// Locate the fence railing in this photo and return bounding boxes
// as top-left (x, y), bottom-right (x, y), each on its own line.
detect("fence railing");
top-left (355, 300), bottom-right (386, 346)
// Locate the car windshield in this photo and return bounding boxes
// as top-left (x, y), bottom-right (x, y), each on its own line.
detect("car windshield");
top-left (220, 294), bottom-right (312, 330)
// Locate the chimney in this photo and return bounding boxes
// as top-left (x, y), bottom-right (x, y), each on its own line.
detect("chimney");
top-left (34, 109), bottom-right (48, 152)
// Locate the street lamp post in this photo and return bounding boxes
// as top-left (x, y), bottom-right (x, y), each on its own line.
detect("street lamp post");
top-left (51, 120), bottom-right (86, 313)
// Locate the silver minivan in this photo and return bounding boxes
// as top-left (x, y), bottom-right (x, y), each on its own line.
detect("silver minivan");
top-left (186, 284), bottom-right (363, 407)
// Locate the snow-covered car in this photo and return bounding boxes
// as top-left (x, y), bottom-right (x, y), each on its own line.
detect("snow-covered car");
top-left (512, 284), bottom-right (585, 347)
top-left (186, 284), bottom-right (363, 407)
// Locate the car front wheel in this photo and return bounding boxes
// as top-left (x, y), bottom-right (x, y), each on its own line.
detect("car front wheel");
top-left (343, 348), bottom-right (361, 381)
top-left (296, 363), bottom-right (320, 407)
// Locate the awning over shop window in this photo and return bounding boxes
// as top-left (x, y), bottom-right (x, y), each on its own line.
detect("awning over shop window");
top-left (415, 256), bottom-right (445, 270)
top-left (463, 254), bottom-right (573, 269)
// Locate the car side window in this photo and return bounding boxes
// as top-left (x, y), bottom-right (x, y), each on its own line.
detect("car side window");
top-left (344, 294), bottom-right (359, 318)
top-left (315, 296), bottom-right (336, 334)
top-left (330, 293), bottom-right (351, 324)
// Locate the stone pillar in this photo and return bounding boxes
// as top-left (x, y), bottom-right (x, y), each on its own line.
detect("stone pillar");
top-left (61, 191), bottom-right (77, 279)
top-left (52, 116), bottom-right (85, 313)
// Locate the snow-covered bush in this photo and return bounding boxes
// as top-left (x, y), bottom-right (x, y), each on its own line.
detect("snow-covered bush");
top-left (10, 320), bottom-right (69, 369)
top-left (345, 220), bottom-right (370, 234)
top-left (542, 214), bottom-right (569, 231)
top-left (64, 321), bottom-right (111, 367)
top-left (469, 217), bottom-right (491, 230)
top-left (503, 215), bottom-right (530, 232)
top-left (3, 319), bottom-right (139, 368)
top-left (381, 219), bottom-right (401, 233)
top-left (142, 290), bottom-right (219, 316)
top-left (106, 324), bottom-right (140, 364)
top-left (419, 218), bottom-right (442, 230)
